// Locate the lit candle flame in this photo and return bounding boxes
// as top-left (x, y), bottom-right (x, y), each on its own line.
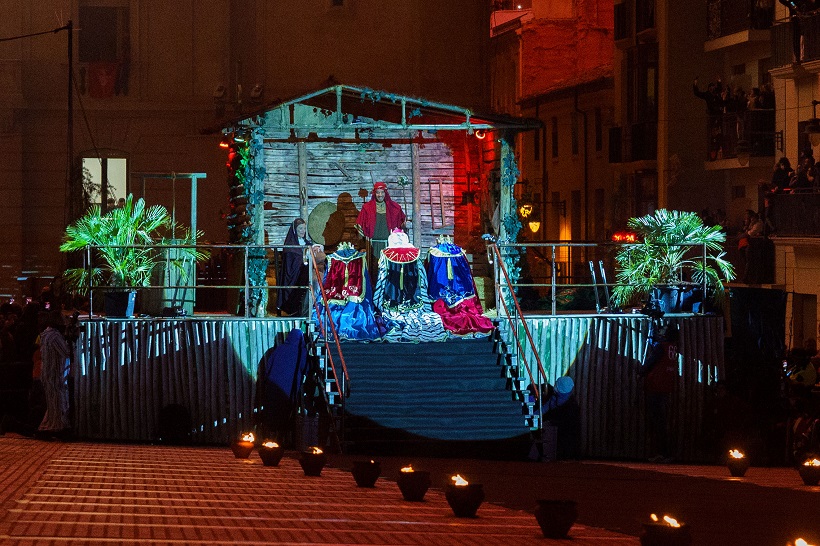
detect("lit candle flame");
top-left (451, 474), bottom-right (469, 486)
top-left (370, 459), bottom-right (375, 464)
top-left (241, 432), bottom-right (255, 443)
top-left (649, 514), bottom-right (681, 527)
top-left (309, 446), bottom-right (323, 455)
top-left (803, 459), bottom-right (820, 467)
top-left (262, 441), bottom-right (278, 448)
top-left (728, 449), bottom-right (745, 459)
top-left (794, 539), bottom-right (816, 546)
top-left (401, 465), bottom-right (415, 473)
top-left (663, 516), bottom-right (681, 528)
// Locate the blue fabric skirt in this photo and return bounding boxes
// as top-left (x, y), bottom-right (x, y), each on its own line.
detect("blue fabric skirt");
top-left (316, 300), bottom-right (382, 341)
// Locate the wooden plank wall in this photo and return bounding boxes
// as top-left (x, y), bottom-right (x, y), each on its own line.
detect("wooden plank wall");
top-left (73, 318), bottom-right (304, 444)
top-left (512, 314), bottom-right (724, 462)
top-left (262, 131), bottom-right (479, 252)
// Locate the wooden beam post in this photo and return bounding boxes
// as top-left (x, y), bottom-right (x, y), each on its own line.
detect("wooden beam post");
top-left (411, 139), bottom-right (422, 247)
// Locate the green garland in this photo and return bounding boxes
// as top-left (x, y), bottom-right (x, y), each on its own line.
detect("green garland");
top-left (500, 138), bottom-right (522, 289)
top-left (227, 129), bottom-right (269, 316)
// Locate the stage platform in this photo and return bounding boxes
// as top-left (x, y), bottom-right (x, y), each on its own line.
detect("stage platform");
top-left (72, 313), bottom-right (723, 462)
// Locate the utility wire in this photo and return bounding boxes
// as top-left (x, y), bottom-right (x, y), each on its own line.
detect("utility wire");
top-left (0, 25), bottom-right (69, 43)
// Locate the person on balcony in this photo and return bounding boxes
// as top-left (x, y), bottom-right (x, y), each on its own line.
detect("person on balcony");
top-left (694, 78), bottom-right (725, 159)
top-left (738, 210), bottom-right (765, 283)
top-left (761, 157), bottom-right (793, 233)
top-left (759, 83), bottom-right (775, 110)
top-left (789, 154), bottom-right (816, 191)
top-left (753, 0), bottom-right (774, 30)
top-left (769, 157), bottom-right (793, 193)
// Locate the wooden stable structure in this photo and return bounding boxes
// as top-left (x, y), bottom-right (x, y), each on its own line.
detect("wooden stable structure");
top-left (227, 85), bottom-right (539, 255)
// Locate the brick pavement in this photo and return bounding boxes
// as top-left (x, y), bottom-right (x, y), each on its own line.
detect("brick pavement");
top-left (0, 438), bottom-right (637, 545)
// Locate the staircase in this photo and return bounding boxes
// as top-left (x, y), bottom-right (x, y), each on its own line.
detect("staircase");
top-left (318, 331), bottom-right (535, 458)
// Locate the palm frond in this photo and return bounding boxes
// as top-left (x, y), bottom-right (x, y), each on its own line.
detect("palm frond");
top-left (612, 209), bottom-right (735, 308)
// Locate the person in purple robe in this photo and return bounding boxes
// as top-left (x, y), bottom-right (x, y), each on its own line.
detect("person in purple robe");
top-left (277, 218), bottom-right (313, 316)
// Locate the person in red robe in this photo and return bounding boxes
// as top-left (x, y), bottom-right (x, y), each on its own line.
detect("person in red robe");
top-left (355, 182), bottom-right (406, 276)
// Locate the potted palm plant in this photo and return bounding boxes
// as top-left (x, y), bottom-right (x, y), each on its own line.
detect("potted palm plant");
top-left (60, 194), bottom-right (206, 317)
top-left (611, 209), bottom-right (735, 312)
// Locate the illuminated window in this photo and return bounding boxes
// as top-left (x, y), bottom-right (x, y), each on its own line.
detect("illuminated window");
top-left (82, 156), bottom-right (128, 212)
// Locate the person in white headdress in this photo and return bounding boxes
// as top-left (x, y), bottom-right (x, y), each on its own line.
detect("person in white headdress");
top-left (373, 229), bottom-right (447, 343)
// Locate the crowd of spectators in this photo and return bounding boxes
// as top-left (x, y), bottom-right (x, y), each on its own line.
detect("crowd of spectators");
top-left (693, 77), bottom-right (775, 160)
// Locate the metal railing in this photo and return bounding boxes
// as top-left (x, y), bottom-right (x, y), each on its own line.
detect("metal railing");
top-left (309, 250), bottom-right (349, 402)
top-left (705, 110), bottom-right (776, 161)
top-left (70, 238), bottom-right (727, 319)
top-left (707, 0), bottom-right (772, 40)
top-left (486, 242), bottom-right (548, 406)
top-left (488, 240), bottom-right (719, 316)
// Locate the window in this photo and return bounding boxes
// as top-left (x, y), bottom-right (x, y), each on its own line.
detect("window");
top-left (79, 3), bottom-right (130, 63)
top-left (614, 2), bottom-right (630, 40)
top-left (551, 117), bottom-right (559, 158)
top-left (594, 107), bottom-right (603, 152)
top-left (626, 43), bottom-right (658, 124)
top-left (82, 156), bottom-right (128, 212)
top-left (571, 112), bottom-right (579, 155)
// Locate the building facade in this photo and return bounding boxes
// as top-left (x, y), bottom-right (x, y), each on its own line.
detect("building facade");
top-left (0, 1), bottom-right (491, 299)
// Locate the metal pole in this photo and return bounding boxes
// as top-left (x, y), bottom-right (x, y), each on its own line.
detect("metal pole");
top-left (244, 245), bottom-right (249, 318)
top-left (87, 244), bottom-right (93, 317)
top-left (702, 241), bottom-right (707, 313)
top-left (551, 244), bottom-right (557, 316)
top-left (67, 20), bottom-right (74, 224)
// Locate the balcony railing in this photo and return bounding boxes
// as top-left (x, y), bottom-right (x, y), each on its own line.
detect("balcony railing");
top-left (705, 109), bottom-right (775, 161)
top-left (771, 20), bottom-right (795, 67)
top-left (608, 122), bottom-right (657, 163)
top-left (769, 191), bottom-right (820, 236)
top-left (802, 10), bottom-right (820, 61)
top-left (772, 11), bottom-right (820, 67)
top-left (707, 0), bottom-right (772, 40)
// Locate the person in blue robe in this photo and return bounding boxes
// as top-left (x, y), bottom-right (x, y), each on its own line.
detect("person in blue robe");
top-left (314, 242), bottom-right (381, 341)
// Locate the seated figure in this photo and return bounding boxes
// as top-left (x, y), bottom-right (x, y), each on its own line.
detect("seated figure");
top-left (426, 236), bottom-right (494, 336)
top-left (374, 230), bottom-right (448, 343)
top-left (315, 242), bottom-right (381, 341)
